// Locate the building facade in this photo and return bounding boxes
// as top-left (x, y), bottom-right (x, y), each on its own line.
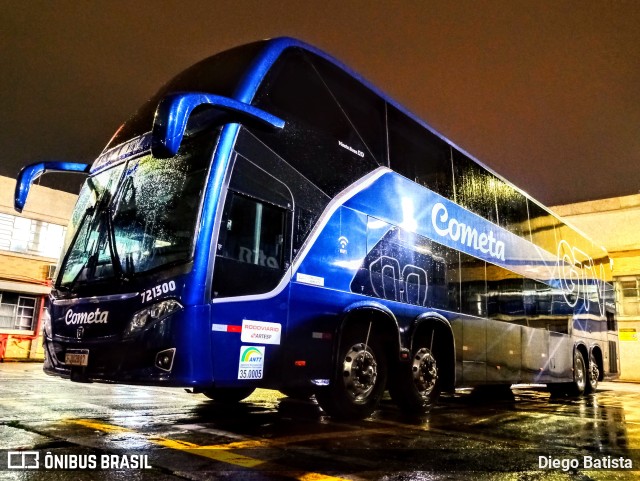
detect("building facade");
top-left (553, 194), bottom-right (640, 382)
top-left (0, 175), bottom-right (77, 360)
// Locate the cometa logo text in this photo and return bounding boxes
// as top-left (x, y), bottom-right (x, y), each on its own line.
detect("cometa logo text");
top-left (65, 308), bottom-right (109, 325)
top-left (431, 202), bottom-right (505, 261)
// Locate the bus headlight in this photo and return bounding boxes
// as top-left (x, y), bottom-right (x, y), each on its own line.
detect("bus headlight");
top-left (42, 307), bottom-right (52, 338)
top-left (125, 299), bottom-right (182, 338)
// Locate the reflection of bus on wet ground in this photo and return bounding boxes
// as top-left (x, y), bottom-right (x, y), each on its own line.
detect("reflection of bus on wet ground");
top-left (15, 37), bottom-right (619, 419)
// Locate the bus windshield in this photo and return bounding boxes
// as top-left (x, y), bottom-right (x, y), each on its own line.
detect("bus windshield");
top-left (58, 130), bottom-right (213, 289)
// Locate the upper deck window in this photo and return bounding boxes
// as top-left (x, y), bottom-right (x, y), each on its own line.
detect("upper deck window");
top-left (387, 105), bottom-right (454, 200)
top-left (494, 181), bottom-right (529, 238)
top-left (452, 150), bottom-right (498, 224)
top-left (254, 48), bottom-right (384, 196)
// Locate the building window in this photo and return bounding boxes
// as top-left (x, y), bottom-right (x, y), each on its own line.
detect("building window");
top-left (0, 213), bottom-right (66, 258)
top-left (0, 292), bottom-right (38, 331)
top-left (616, 277), bottom-right (640, 316)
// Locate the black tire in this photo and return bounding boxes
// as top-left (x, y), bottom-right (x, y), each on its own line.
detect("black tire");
top-left (569, 350), bottom-right (588, 396)
top-left (389, 333), bottom-right (441, 415)
top-left (315, 322), bottom-right (387, 419)
top-left (202, 387), bottom-right (256, 403)
top-left (548, 351), bottom-right (588, 397)
top-left (585, 352), bottom-right (600, 394)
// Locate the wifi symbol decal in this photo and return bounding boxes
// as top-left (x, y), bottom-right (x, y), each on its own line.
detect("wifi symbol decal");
top-left (338, 236), bottom-right (349, 254)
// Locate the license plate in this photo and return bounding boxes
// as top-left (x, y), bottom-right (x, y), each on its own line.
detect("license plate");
top-left (65, 350), bottom-right (89, 367)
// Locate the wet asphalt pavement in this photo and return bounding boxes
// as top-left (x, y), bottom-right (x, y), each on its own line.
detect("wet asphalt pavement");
top-left (1, 362), bottom-right (639, 480)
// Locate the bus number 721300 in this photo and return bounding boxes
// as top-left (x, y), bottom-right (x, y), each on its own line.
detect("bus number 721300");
top-left (141, 281), bottom-right (177, 304)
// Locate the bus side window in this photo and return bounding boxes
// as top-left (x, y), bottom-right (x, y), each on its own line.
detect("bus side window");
top-left (388, 104), bottom-right (454, 201)
top-left (527, 200), bottom-right (558, 255)
top-left (351, 226), bottom-right (451, 309)
top-left (494, 180), bottom-right (530, 239)
top-left (486, 265), bottom-right (533, 326)
top-left (253, 48), bottom-right (382, 197)
top-left (213, 192), bottom-right (289, 298)
top-left (212, 148), bottom-right (295, 299)
top-left (220, 193), bottom-right (286, 270)
top-left (459, 253), bottom-right (487, 317)
top-left (452, 150), bottom-right (498, 224)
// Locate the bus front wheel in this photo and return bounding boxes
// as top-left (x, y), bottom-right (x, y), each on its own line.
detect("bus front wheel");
top-left (315, 323), bottom-right (387, 419)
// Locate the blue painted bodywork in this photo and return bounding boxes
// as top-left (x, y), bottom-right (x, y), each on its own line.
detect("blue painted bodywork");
top-left (31, 37), bottom-right (617, 389)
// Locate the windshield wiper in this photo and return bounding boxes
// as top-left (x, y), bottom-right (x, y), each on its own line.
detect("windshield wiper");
top-left (60, 208), bottom-right (129, 293)
top-left (56, 205), bottom-right (96, 293)
top-left (104, 206), bottom-right (131, 282)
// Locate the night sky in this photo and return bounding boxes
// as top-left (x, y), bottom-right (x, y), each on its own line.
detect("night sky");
top-left (2, 1), bottom-right (639, 206)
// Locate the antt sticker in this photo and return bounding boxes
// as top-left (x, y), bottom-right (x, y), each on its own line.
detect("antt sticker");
top-left (238, 346), bottom-right (265, 380)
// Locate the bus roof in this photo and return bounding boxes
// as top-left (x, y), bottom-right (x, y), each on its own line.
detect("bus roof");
top-left (94, 37), bottom-right (605, 255)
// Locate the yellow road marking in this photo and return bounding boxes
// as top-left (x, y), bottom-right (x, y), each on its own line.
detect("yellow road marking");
top-left (71, 418), bottom-right (134, 435)
top-left (66, 419), bottom-right (353, 480)
top-left (199, 426), bottom-right (401, 450)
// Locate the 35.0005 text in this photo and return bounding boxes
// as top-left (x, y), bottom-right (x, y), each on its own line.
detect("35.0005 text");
top-left (239, 369), bottom-right (262, 379)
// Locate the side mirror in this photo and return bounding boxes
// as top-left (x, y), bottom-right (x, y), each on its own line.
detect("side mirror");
top-left (15, 162), bottom-right (90, 213)
top-left (151, 92), bottom-right (285, 158)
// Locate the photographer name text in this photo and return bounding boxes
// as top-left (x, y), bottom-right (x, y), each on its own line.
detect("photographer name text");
top-left (539, 455), bottom-right (633, 471)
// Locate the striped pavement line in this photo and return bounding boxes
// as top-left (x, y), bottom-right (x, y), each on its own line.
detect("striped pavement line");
top-left (67, 418), bottom-right (367, 480)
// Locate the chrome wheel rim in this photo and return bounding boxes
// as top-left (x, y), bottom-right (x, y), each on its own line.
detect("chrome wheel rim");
top-left (412, 347), bottom-right (438, 398)
top-left (342, 343), bottom-right (377, 404)
top-left (575, 356), bottom-right (586, 392)
top-left (589, 360), bottom-right (599, 389)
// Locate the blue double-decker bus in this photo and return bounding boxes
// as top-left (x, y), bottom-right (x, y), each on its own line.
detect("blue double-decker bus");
top-left (15, 37), bottom-right (619, 418)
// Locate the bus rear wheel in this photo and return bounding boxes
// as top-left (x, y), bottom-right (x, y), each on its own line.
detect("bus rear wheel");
top-left (389, 339), bottom-right (441, 414)
top-left (202, 387), bottom-right (256, 403)
top-left (550, 351), bottom-right (588, 397)
top-left (585, 352), bottom-right (599, 394)
top-left (315, 323), bottom-right (387, 419)
top-left (571, 351), bottom-right (588, 396)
